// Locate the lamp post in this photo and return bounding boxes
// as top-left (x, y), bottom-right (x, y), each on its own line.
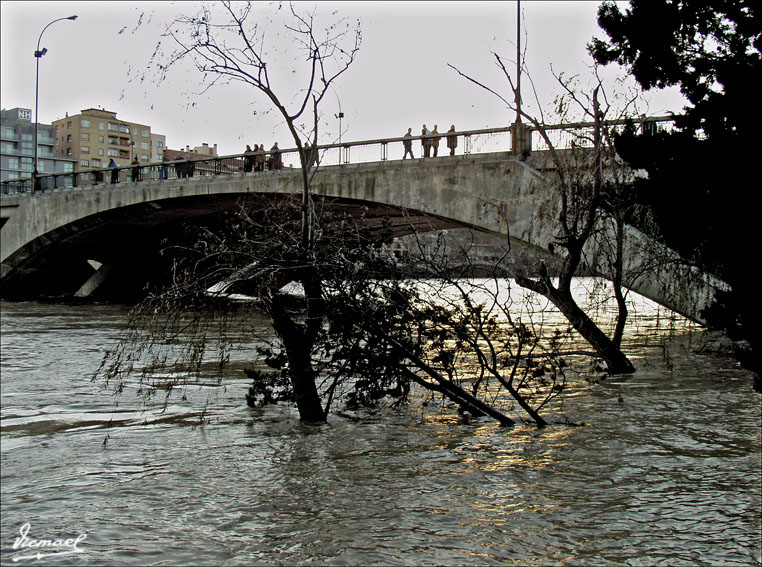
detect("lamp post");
top-left (33, 15), bottom-right (77, 193)
top-left (331, 87), bottom-right (344, 164)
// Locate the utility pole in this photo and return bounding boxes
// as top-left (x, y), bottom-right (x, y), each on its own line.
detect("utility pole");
top-left (515, 0), bottom-right (521, 124)
top-left (511, 0), bottom-right (530, 158)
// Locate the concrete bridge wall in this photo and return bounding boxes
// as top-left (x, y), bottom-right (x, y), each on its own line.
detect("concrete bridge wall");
top-left (0, 152), bottom-right (721, 322)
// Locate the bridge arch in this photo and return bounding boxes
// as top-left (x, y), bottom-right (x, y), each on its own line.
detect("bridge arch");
top-left (1, 151), bottom-right (721, 321)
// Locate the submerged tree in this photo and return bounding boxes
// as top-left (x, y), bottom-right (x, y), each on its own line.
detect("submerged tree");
top-left (98, 198), bottom-right (572, 428)
top-left (101, 2), bottom-right (584, 427)
top-left (129, 1), bottom-right (361, 421)
top-left (450, 55), bottom-right (644, 375)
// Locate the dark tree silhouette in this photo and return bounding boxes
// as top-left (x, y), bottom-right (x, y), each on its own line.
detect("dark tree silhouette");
top-left (591, 0), bottom-right (762, 391)
top-left (98, 198), bottom-right (571, 428)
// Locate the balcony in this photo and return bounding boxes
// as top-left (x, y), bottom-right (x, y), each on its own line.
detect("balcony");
top-left (1, 129), bottom-right (19, 141)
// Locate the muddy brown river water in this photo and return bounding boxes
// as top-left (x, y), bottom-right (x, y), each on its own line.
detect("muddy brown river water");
top-left (1, 289), bottom-right (760, 565)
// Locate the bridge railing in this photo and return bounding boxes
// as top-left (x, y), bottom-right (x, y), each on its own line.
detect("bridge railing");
top-left (0, 116), bottom-right (676, 196)
top-left (530, 115), bottom-right (676, 151)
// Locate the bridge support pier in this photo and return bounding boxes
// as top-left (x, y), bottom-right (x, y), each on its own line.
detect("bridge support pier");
top-left (511, 120), bottom-right (531, 159)
top-left (74, 261), bottom-right (115, 298)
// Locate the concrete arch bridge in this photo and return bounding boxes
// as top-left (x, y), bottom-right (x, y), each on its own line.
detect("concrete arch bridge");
top-left (0, 124), bottom-right (722, 322)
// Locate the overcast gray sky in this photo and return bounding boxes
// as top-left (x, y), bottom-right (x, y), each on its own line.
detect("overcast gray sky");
top-left (1, 1), bottom-right (686, 156)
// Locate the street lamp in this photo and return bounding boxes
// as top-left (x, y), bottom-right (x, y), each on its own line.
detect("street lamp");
top-left (330, 85), bottom-right (344, 163)
top-left (33, 15), bottom-right (77, 193)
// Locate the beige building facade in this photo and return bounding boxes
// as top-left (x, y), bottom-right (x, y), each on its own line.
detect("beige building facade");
top-left (52, 108), bottom-right (160, 171)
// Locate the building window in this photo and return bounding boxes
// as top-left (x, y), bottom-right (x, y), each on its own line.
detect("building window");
top-left (107, 148), bottom-right (119, 157)
top-left (98, 149), bottom-right (104, 156)
top-left (141, 154), bottom-right (149, 162)
top-left (141, 129), bottom-right (150, 138)
top-left (63, 162), bottom-right (73, 172)
top-left (81, 146), bottom-right (90, 154)
top-left (81, 133), bottom-right (90, 141)
top-left (7, 172), bottom-right (19, 180)
top-left (67, 134), bottom-right (72, 142)
top-left (80, 160), bottom-right (89, 168)
top-left (156, 141), bottom-right (164, 148)
top-left (8, 157), bottom-right (19, 170)
top-left (99, 122), bottom-right (105, 130)
top-left (67, 121), bottom-right (72, 129)
top-left (92, 158), bottom-right (101, 167)
top-left (98, 135), bottom-right (104, 143)
top-left (21, 157), bottom-right (33, 172)
top-left (141, 142), bottom-right (150, 150)
top-left (108, 123), bottom-right (119, 132)
top-left (21, 141), bottom-right (33, 155)
top-left (108, 136), bottom-right (119, 145)
top-left (67, 148), bottom-right (72, 156)
top-left (132, 128), bottom-right (139, 136)
top-left (81, 119), bottom-right (91, 128)
top-left (38, 161), bottom-right (46, 172)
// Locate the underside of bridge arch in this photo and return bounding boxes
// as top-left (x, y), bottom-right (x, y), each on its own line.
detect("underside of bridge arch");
top-left (2, 192), bottom-right (541, 302)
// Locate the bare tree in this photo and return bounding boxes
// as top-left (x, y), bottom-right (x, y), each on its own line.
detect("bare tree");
top-left (450, 55), bottom-right (640, 374)
top-left (145, 1), bottom-right (360, 246)
top-left (102, 3), bottom-right (575, 427)
top-left (98, 199), bottom-right (572, 428)
top-left (129, 2), bottom-right (361, 421)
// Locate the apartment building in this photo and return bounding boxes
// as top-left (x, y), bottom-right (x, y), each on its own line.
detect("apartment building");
top-left (1, 107), bottom-right (76, 184)
top-left (52, 108), bottom-right (163, 172)
top-left (150, 133), bottom-right (166, 163)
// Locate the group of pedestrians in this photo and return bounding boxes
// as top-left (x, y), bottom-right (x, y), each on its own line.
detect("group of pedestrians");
top-left (173, 155), bottom-right (196, 178)
top-left (403, 124), bottom-right (458, 159)
top-left (103, 156), bottom-right (144, 184)
top-left (244, 143), bottom-right (284, 172)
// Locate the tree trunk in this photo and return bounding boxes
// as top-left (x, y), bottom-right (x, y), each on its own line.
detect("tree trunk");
top-left (516, 272), bottom-right (635, 375)
top-left (284, 335), bottom-right (327, 423)
top-left (269, 294), bottom-right (327, 423)
top-left (553, 288), bottom-right (635, 374)
top-left (611, 215), bottom-right (628, 349)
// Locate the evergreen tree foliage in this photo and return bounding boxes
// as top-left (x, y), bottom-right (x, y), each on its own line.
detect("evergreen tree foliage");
top-left (590, 0), bottom-right (762, 391)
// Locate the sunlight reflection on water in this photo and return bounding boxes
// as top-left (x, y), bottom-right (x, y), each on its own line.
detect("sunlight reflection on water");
top-left (1, 286), bottom-right (760, 566)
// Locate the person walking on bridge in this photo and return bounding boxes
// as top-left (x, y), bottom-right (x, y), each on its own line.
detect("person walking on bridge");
top-left (254, 144), bottom-right (266, 171)
top-left (431, 125), bottom-right (441, 157)
top-left (243, 144), bottom-right (254, 173)
top-left (107, 158), bottom-right (119, 184)
top-left (402, 128), bottom-right (414, 159)
top-left (174, 155), bottom-right (186, 178)
top-left (269, 142), bottom-right (282, 170)
top-left (446, 125), bottom-right (458, 156)
top-left (131, 157), bottom-right (141, 182)
top-left (421, 124), bottom-right (432, 158)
